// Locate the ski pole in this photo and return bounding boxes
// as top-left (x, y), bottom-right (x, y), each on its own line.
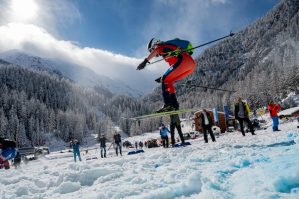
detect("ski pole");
top-left (148, 32), bottom-right (234, 65)
top-left (107, 142), bottom-right (113, 150)
top-left (186, 84), bottom-right (236, 93)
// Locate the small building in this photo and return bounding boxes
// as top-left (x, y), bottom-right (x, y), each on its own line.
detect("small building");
top-left (194, 109), bottom-right (233, 133)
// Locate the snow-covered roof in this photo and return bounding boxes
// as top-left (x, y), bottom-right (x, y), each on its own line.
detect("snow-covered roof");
top-left (278, 106), bottom-right (299, 116)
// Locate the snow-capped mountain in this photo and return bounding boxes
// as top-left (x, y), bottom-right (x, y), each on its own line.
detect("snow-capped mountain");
top-left (0, 50), bottom-right (143, 97)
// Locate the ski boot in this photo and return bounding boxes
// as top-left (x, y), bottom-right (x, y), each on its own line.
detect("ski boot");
top-left (170, 93), bottom-right (179, 110)
top-left (155, 105), bottom-right (175, 113)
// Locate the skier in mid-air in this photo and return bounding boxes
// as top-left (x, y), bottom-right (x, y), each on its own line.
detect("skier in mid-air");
top-left (137, 38), bottom-right (196, 113)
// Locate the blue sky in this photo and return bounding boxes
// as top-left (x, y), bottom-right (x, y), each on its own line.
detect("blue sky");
top-left (0, 0), bottom-right (279, 93)
top-left (60, 0), bottom-right (279, 56)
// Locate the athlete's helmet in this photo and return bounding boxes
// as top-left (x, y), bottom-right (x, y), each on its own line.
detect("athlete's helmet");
top-left (147, 38), bottom-right (160, 52)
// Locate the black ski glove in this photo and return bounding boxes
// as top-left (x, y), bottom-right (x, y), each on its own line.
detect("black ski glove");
top-left (155, 77), bottom-right (162, 83)
top-left (137, 58), bottom-right (149, 70)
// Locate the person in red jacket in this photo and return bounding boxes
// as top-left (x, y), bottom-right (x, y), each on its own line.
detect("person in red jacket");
top-left (268, 101), bottom-right (281, 132)
top-left (137, 38), bottom-right (196, 113)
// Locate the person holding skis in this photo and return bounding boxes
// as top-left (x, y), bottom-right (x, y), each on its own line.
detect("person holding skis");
top-left (113, 131), bottom-right (122, 156)
top-left (71, 139), bottom-right (81, 162)
top-left (234, 97), bottom-right (256, 136)
top-left (160, 124), bottom-right (170, 148)
top-left (137, 38), bottom-right (196, 113)
top-left (268, 100), bottom-right (281, 132)
top-left (99, 134), bottom-right (107, 158)
top-left (0, 138), bottom-right (17, 169)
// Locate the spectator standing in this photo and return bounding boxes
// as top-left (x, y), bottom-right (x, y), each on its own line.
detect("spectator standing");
top-left (139, 141), bottom-right (144, 149)
top-left (99, 134), bottom-right (107, 158)
top-left (170, 114), bottom-right (185, 146)
top-left (113, 131), bottom-right (122, 156)
top-left (268, 101), bottom-right (281, 132)
top-left (200, 109), bottom-right (216, 143)
top-left (234, 97), bottom-right (256, 136)
top-left (71, 140), bottom-right (81, 162)
top-left (160, 124), bottom-right (170, 148)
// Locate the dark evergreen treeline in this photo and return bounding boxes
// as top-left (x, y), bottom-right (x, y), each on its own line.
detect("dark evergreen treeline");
top-left (0, 65), bottom-right (99, 146)
top-left (0, 64), bottom-right (159, 147)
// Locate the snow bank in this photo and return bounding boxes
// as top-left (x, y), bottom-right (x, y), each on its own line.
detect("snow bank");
top-left (1, 121), bottom-right (299, 199)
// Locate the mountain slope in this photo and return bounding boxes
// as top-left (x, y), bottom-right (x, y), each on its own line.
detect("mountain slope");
top-left (0, 50), bottom-right (143, 97)
top-left (0, 63), bottom-right (104, 146)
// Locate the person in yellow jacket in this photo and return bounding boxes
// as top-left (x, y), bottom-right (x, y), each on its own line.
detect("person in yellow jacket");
top-left (245, 103), bottom-right (251, 118)
top-left (234, 97), bottom-right (256, 136)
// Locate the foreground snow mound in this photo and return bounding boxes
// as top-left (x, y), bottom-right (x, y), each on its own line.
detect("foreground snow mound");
top-left (0, 121), bottom-right (298, 199)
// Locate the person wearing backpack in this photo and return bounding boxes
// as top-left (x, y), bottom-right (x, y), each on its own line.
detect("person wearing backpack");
top-left (0, 138), bottom-right (17, 169)
top-left (137, 38), bottom-right (196, 113)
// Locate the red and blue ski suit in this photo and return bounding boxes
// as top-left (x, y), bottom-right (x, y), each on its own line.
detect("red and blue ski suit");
top-left (147, 42), bottom-right (196, 106)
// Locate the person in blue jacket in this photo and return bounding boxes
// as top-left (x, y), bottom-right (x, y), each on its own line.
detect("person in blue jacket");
top-left (160, 124), bottom-right (170, 148)
top-left (0, 138), bottom-right (17, 169)
top-left (71, 139), bottom-right (81, 162)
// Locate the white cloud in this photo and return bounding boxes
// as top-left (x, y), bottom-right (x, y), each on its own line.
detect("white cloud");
top-left (0, 23), bottom-right (164, 92)
top-left (0, 0), bottom-right (170, 93)
top-left (144, 0), bottom-right (232, 45)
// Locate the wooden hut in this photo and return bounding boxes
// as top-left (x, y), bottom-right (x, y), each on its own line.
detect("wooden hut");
top-left (194, 109), bottom-right (230, 133)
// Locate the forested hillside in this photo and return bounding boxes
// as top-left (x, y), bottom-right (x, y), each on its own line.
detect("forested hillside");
top-left (0, 64), bottom-right (153, 147)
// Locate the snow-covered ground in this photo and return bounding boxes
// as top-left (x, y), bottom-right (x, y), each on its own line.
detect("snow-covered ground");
top-left (1, 120), bottom-right (299, 199)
